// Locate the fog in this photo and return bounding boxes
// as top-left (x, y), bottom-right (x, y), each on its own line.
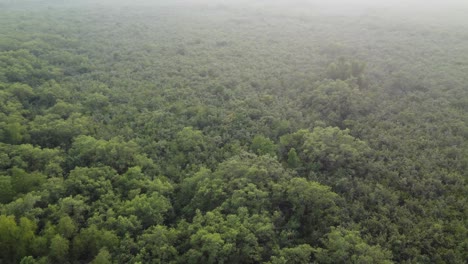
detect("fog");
top-left (79, 0), bottom-right (468, 28)
top-left (98, 0), bottom-right (468, 12)
top-left (5, 0), bottom-right (468, 12)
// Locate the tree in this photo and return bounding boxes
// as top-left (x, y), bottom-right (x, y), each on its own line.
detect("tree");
top-left (287, 148), bottom-right (300, 169)
top-left (3, 121), bottom-right (26, 144)
top-left (136, 225), bottom-right (179, 264)
top-left (56, 196), bottom-right (90, 226)
top-left (4, 143), bottom-right (64, 175)
top-left (0, 215), bottom-right (21, 263)
top-left (314, 227), bottom-right (393, 264)
top-left (0, 215), bottom-right (37, 263)
top-left (269, 244), bottom-right (314, 264)
top-left (49, 234), bottom-right (69, 263)
top-left (278, 129), bottom-right (311, 165)
top-left (72, 225), bottom-right (118, 262)
top-left (29, 113), bottom-right (93, 149)
top-left (325, 57), bottom-right (366, 88)
top-left (182, 153), bottom-right (291, 215)
top-left (65, 166), bottom-right (116, 202)
top-left (19, 256), bottom-right (38, 264)
top-left (1, 193), bottom-right (41, 219)
top-left (7, 83), bottom-right (34, 107)
top-left (303, 126), bottom-right (370, 176)
top-left (0, 175), bottom-right (14, 203)
top-left (91, 248), bottom-right (112, 264)
top-left (120, 193), bottom-right (171, 229)
top-left (179, 209), bottom-right (273, 264)
top-left (10, 167), bottom-right (46, 194)
top-left (304, 80), bottom-right (366, 127)
top-left (250, 135), bottom-right (277, 156)
top-left (57, 215), bottom-right (76, 239)
top-left (67, 135), bottom-right (153, 174)
top-left (283, 178), bottom-right (341, 244)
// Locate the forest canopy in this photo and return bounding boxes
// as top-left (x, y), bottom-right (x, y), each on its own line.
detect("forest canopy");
top-left (0, 0), bottom-right (467, 263)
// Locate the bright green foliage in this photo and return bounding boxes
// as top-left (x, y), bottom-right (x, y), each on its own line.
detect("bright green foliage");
top-left (91, 248), bottom-right (112, 264)
top-left (0, 49), bottom-right (59, 85)
top-left (303, 126), bottom-right (370, 174)
top-left (279, 127), bottom-right (370, 179)
top-left (10, 167), bottom-right (46, 194)
top-left (284, 178), bottom-right (341, 243)
top-left (115, 166), bottom-right (173, 198)
top-left (179, 153), bottom-right (342, 253)
top-left (269, 244), bottom-right (314, 264)
top-left (136, 225), bottom-right (179, 264)
top-left (72, 225), bottom-right (119, 262)
top-left (0, 215), bottom-right (37, 264)
top-left (29, 113), bottom-right (94, 148)
top-left (314, 227), bottom-right (393, 264)
top-left (19, 256), bottom-right (37, 264)
top-left (180, 209), bottom-right (274, 263)
top-left (56, 215), bottom-right (77, 239)
top-left (0, 143), bottom-right (64, 175)
top-left (67, 135), bottom-right (154, 174)
top-left (0, 215), bottom-right (22, 263)
top-left (181, 153), bottom-right (292, 215)
top-left (250, 135), bottom-right (277, 156)
top-left (159, 126), bottom-right (218, 180)
top-left (56, 196), bottom-right (90, 227)
top-left (7, 83), bottom-right (34, 106)
top-left (3, 121), bottom-right (25, 144)
top-left (1, 193), bottom-right (41, 219)
top-left (305, 80), bottom-right (366, 127)
top-left (120, 193), bottom-right (171, 228)
top-left (279, 129), bottom-right (311, 163)
top-left (49, 234), bottom-right (69, 263)
top-left (65, 166), bottom-right (116, 202)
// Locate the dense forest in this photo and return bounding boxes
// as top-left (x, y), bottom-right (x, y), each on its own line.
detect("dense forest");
top-left (0, 0), bottom-right (467, 263)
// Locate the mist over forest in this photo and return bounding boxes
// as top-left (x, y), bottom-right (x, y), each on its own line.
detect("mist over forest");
top-left (0, 0), bottom-right (467, 263)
